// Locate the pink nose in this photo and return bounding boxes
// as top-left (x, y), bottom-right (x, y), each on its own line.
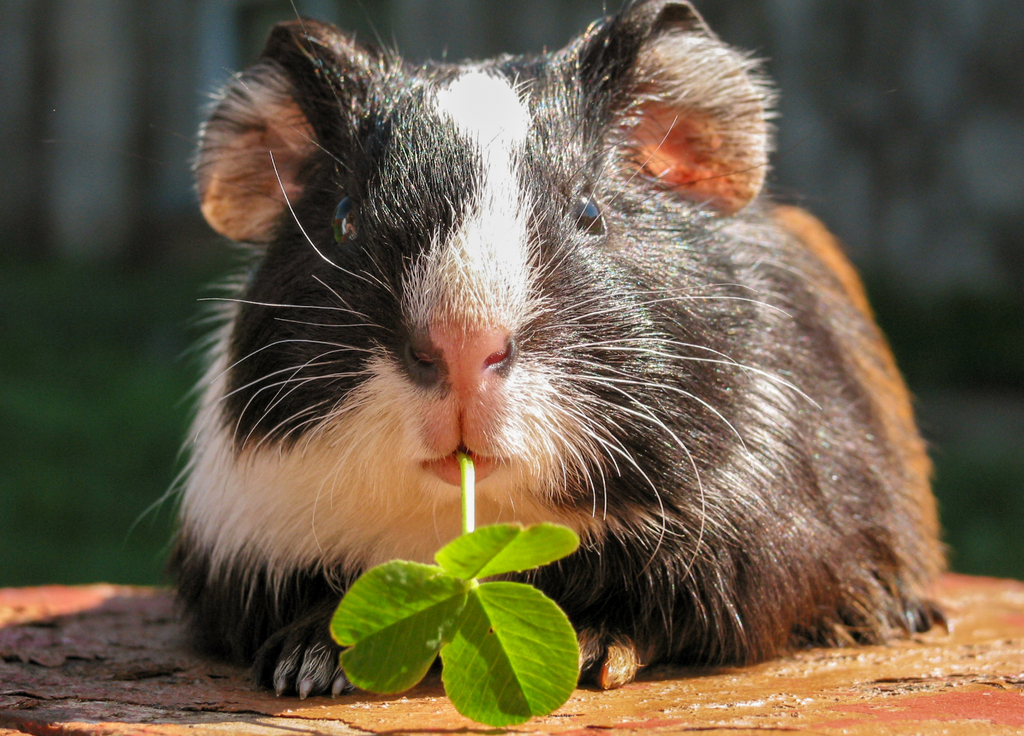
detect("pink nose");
top-left (403, 326), bottom-right (514, 395)
top-left (431, 327), bottom-right (515, 398)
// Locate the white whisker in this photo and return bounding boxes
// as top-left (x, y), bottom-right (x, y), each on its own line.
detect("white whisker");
top-left (268, 151), bottom-right (382, 290)
top-left (576, 344), bottom-right (821, 410)
top-left (211, 339), bottom-right (375, 400)
top-left (564, 362), bottom-right (749, 454)
top-left (198, 296), bottom-right (373, 317)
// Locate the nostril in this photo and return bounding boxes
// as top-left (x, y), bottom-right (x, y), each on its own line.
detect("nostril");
top-left (483, 337), bottom-right (516, 373)
top-left (404, 337), bottom-right (443, 388)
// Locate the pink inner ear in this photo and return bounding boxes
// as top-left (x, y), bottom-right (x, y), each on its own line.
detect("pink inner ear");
top-left (200, 103), bottom-right (314, 243)
top-left (629, 102), bottom-right (764, 215)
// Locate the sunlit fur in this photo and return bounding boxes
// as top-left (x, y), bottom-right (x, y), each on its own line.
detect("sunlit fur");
top-left (182, 349), bottom-right (609, 595)
top-left (180, 68), bottom-right (611, 598)
top-left (407, 71), bottom-right (538, 336)
top-left (172, 0), bottom-right (942, 699)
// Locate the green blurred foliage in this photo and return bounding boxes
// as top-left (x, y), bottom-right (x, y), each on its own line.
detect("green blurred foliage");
top-left (868, 282), bottom-right (1024, 393)
top-left (0, 257), bottom-right (228, 586)
top-left (867, 276), bottom-right (1024, 580)
top-left (932, 450), bottom-right (1024, 580)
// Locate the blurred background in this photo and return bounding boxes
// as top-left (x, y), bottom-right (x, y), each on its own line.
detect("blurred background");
top-left (1, 0), bottom-right (1022, 587)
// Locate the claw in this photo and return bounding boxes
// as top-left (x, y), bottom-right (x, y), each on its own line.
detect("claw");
top-left (253, 609), bottom-right (346, 697)
top-left (273, 664), bottom-right (290, 697)
top-left (598, 639), bottom-right (642, 690)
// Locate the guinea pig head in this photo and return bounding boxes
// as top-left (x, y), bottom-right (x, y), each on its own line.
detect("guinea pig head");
top-left (186, 2), bottom-right (774, 571)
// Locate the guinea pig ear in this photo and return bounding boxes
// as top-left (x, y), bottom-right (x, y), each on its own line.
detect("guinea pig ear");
top-left (601, 0), bottom-right (774, 214)
top-left (196, 20), bottom-right (375, 243)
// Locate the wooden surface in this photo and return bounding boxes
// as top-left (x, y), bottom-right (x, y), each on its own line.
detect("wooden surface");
top-left (1, 574), bottom-right (1022, 735)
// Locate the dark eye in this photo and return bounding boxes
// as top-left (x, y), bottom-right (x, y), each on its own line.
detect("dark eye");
top-left (572, 194), bottom-right (605, 236)
top-left (332, 197), bottom-right (356, 243)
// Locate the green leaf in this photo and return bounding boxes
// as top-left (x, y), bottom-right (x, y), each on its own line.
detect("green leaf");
top-left (441, 581), bottom-right (580, 726)
top-left (435, 524), bottom-right (520, 579)
top-left (331, 560), bottom-right (470, 694)
top-left (435, 523), bottom-right (580, 580)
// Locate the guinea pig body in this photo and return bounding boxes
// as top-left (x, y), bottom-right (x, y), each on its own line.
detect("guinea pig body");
top-left (171, 0), bottom-right (943, 698)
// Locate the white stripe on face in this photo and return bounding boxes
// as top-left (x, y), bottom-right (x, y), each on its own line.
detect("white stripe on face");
top-left (434, 70), bottom-right (531, 149)
top-left (406, 71), bottom-right (536, 332)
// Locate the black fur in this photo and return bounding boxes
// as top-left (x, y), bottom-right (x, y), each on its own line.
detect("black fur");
top-left (172, 0), bottom-right (943, 697)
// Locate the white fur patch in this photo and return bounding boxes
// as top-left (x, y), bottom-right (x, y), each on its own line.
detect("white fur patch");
top-left (433, 71), bottom-right (531, 149)
top-left (181, 348), bottom-right (607, 586)
top-left (406, 71), bottom-right (536, 331)
top-left (178, 292), bottom-right (606, 584)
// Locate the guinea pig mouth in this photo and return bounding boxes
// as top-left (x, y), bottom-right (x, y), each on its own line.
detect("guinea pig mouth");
top-left (421, 448), bottom-right (497, 486)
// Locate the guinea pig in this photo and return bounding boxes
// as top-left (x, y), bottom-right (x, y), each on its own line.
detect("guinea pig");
top-left (170, 0), bottom-right (944, 699)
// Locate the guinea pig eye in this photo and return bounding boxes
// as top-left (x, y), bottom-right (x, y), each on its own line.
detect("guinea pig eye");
top-left (572, 195), bottom-right (605, 236)
top-left (332, 197), bottom-right (356, 243)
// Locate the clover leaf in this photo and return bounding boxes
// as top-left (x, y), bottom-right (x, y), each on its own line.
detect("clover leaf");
top-left (329, 453), bottom-right (581, 726)
top-left (435, 522), bottom-right (580, 580)
top-left (441, 582), bottom-right (580, 726)
top-left (331, 561), bottom-right (470, 694)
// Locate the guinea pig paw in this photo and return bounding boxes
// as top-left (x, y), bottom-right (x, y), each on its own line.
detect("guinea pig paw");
top-left (577, 629), bottom-right (644, 690)
top-left (253, 618), bottom-right (351, 699)
top-left (289, 642), bottom-right (349, 700)
top-left (597, 639), bottom-right (643, 690)
top-left (911, 599), bottom-right (948, 634)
